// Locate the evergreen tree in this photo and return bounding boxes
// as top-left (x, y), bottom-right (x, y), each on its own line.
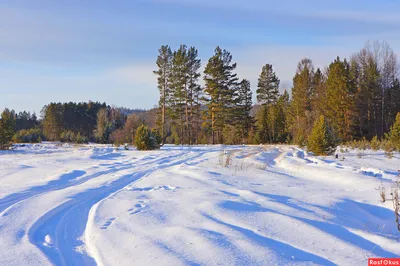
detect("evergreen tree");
top-left (325, 57), bottom-right (356, 141)
top-left (169, 45), bottom-right (189, 144)
top-left (42, 103), bottom-right (62, 141)
top-left (386, 78), bottom-right (400, 130)
top-left (135, 125), bottom-right (160, 150)
top-left (203, 46), bottom-right (238, 144)
top-left (307, 115), bottom-right (338, 155)
top-left (0, 108), bottom-right (16, 150)
top-left (186, 46), bottom-right (202, 145)
top-left (236, 79), bottom-right (253, 142)
top-left (154, 45), bottom-right (172, 145)
top-left (256, 64), bottom-right (279, 105)
top-left (290, 58), bottom-right (315, 145)
top-left (94, 108), bottom-right (112, 143)
top-left (255, 64), bottom-right (280, 143)
top-left (273, 91), bottom-right (290, 142)
top-left (311, 68), bottom-right (327, 119)
top-left (255, 105), bottom-right (269, 144)
top-left (389, 113), bottom-right (400, 151)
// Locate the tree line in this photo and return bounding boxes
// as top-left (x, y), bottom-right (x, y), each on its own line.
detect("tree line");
top-left (0, 101), bottom-right (158, 149)
top-left (154, 41), bottom-right (400, 150)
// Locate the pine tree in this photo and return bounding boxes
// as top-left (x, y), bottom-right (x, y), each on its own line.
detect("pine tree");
top-left (0, 108), bottom-right (16, 150)
top-left (94, 108), bottom-right (111, 143)
top-left (186, 46), bottom-right (202, 145)
top-left (389, 113), bottom-right (400, 151)
top-left (204, 46), bottom-right (238, 144)
top-left (42, 103), bottom-right (62, 141)
top-left (290, 58), bottom-right (315, 145)
top-left (307, 115), bottom-right (337, 155)
top-left (311, 68), bottom-right (326, 119)
top-left (255, 105), bottom-right (269, 144)
top-left (385, 78), bottom-right (400, 134)
top-left (353, 46), bottom-right (382, 139)
top-left (274, 91), bottom-right (290, 142)
top-left (169, 45), bottom-right (189, 144)
top-left (154, 45), bottom-right (172, 145)
top-left (135, 125), bottom-right (160, 150)
top-left (256, 64), bottom-right (280, 143)
top-left (325, 57), bottom-right (355, 141)
top-left (236, 79), bottom-right (253, 142)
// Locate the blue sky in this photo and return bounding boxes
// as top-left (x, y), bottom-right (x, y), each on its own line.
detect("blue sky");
top-left (1, 0), bottom-right (400, 114)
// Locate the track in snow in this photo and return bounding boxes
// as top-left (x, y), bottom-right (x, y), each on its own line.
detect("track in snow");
top-left (27, 150), bottom-right (207, 266)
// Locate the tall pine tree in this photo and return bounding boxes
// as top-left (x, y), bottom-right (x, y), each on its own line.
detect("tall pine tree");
top-left (153, 45), bottom-right (172, 145)
top-left (203, 46), bottom-right (238, 144)
top-left (256, 64), bottom-right (280, 143)
top-left (290, 58), bottom-right (315, 145)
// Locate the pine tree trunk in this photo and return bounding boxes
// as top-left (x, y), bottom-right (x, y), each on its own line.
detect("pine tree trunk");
top-left (212, 109), bottom-right (215, 145)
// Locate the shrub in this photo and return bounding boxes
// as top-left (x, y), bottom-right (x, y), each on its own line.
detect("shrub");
top-left (307, 115), bottom-right (338, 155)
top-left (12, 128), bottom-right (45, 143)
top-left (370, 136), bottom-right (381, 151)
top-left (75, 133), bottom-right (88, 144)
top-left (358, 137), bottom-right (368, 150)
top-left (382, 139), bottom-right (394, 159)
top-left (60, 130), bottom-right (75, 142)
top-left (59, 130), bottom-right (88, 144)
top-left (135, 125), bottom-right (160, 151)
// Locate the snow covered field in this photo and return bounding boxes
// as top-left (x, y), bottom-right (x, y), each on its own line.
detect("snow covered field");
top-left (0, 144), bottom-right (399, 266)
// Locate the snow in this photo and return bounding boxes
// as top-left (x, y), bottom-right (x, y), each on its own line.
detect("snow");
top-left (0, 143), bottom-right (399, 265)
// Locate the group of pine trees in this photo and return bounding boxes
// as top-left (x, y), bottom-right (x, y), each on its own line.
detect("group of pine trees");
top-left (154, 45), bottom-right (253, 145)
top-left (154, 41), bottom-right (400, 154)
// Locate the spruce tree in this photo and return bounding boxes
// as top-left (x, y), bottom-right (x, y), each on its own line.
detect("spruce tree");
top-left (307, 115), bottom-right (337, 155)
top-left (0, 108), bottom-right (16, 150)
top-left (256, 64), bottom-right (279, 105)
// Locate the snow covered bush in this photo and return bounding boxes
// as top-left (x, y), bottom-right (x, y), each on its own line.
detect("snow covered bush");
top-left (307, 115), bottom-right (338, 155)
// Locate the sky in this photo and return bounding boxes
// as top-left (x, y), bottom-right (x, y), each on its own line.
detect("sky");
top-left (1, 0), bottom-right (400, 114)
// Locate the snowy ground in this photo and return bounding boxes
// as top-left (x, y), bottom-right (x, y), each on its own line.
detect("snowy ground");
top-left (0, 143), bottom-right (399, 266)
